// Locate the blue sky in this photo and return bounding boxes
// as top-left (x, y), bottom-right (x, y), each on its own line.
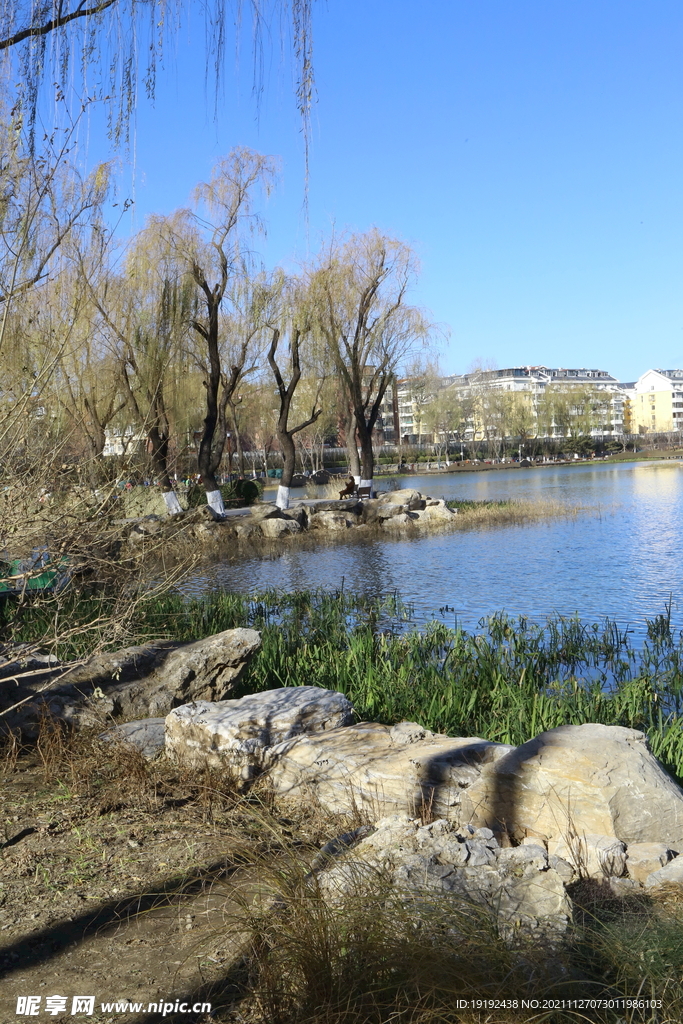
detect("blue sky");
top-left (81, 0), bottom-right (683, 381)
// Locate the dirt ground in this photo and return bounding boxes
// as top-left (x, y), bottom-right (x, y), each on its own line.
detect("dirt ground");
top-left (0, 739), bottom-right (331, 1024)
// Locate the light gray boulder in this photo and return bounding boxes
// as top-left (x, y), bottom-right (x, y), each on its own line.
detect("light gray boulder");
top-left (308, 511), bottom-right (358, 531)
top-left (165, 686), bottom-right (355, 780)
top-left (3, 627), bottom-right (262, 735)
top-left (308, 499), bottom-right (361, 514)
top-left (461, 723), bottom-right (683, 853)
top-left (380, 512), bottom-right (419, 530)
top-left (266, 720), bottom-right (683, 855)
top-left (625, 842), bottom-right (674, 884)
top-left (315, 815), bottom-right (571, 943)
top-left (266, 720), bottom-right (513, 821)
top-left (410, 504), bottom-right (457, 525)
top-left (378, 489), bottom-right (423, 507)
top-left (360, 501), bottom-right (408, 526)
top-left (248, 503), bottom-right (285, 522)
top-left (99, 718), bottom-right (166, 759)
top-left (645, 854), bottom-right (683, 888)
top-left (547, 834), bottom-right (627, 880)
top-left (260, 518), bottom-right (301, 539)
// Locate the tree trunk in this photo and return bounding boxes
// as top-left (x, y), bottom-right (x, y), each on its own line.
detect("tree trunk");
top-left (230, 401), bottom-right (245, 477)
top-left (345, 408), bottom-right (361, 483)
top-left (276, 430), bottom-right (297, 509)
top-left (358, 427), bottom-right (374, 495)
top-left (196, 294), bottom-right (226, 515)
top-left (148, 423), bottom-right (182, 514)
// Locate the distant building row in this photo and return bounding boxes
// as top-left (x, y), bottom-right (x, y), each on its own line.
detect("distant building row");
top-left (376, 367), bottom-right (683, 444)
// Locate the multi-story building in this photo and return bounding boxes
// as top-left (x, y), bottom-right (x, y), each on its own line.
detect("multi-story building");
top-left (376, 377), bottom-right (438, 444)
top-left (442, 366), bottom-right (624, 441)
top-left (631, 369), bottom-right (683, 435)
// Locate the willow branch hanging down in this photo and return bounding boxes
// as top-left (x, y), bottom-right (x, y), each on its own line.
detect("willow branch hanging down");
top-left (0, 0), bottom-right (314, 154)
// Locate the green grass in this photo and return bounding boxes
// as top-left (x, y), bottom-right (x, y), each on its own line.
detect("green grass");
top-left (6, 588), bottom-right (683, 782)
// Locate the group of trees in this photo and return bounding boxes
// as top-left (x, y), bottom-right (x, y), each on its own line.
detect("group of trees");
top-left (1, 142), bottom-right (432, 513)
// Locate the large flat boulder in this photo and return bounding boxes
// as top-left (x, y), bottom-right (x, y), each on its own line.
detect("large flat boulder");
top-left (308, 499), bottom-right (361, 513)
top-left (265, 720), bottom-right (512, 819)
top-left (165, 686), bottom-right (355, 780)
top-left (3, 628), bottom-right (262, 735)
top-left (266, 721), bottom-right (683, 853)
top-left (378, 489), bottom-right (423, 507)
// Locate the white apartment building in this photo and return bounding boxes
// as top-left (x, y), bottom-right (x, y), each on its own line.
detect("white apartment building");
top-left (443, 366), bottom-right (624, 440)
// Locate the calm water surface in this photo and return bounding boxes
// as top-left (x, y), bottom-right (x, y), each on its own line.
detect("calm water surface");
top-left (186, 462), bottom-right (683, 636)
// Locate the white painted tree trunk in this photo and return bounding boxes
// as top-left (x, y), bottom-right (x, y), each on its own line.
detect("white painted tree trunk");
top-left (163, 490), bottom-right (183, 515)
top-left (206, 489), bottom-right (226, 515)
top-left (276, 485), bottom-right (291, 510)
top-left (360, 478), bottom-right (374, 496)
top-left (353, 475), bottom-right (361, 486)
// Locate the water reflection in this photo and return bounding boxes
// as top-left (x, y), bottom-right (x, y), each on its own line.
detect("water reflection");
top-left (185, 461), bottom-right (683, 639)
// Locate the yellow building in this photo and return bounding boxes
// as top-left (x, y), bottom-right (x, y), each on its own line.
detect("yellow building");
top-left (632, 369), bottom-right (683, 434)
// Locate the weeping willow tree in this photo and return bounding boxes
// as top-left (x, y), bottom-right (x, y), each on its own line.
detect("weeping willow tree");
top-left (0, 0), bottom-right (314, 152)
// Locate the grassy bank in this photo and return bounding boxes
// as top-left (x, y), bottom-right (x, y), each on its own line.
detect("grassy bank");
top-left (6, 589), bottom-right (683, 780)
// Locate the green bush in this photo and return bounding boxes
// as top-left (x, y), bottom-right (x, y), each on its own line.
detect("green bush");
top-left (185, 477), bottom-right (263, 509)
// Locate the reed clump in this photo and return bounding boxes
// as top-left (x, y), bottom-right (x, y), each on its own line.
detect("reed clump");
top-left (446, 497), bottom-right (578, 526)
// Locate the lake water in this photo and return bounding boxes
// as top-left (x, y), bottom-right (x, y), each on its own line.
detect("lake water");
top-left (186, 461), bottom-right (683, 638)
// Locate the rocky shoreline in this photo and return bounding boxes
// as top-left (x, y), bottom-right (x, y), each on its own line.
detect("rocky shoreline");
top-left (125, 488), bottom-right (459, 553)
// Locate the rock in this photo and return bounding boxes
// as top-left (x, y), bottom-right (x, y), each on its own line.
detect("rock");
top-left (548, 834), bottom-right (627, 880)
top-left (188, 521), bottom-right (221, 542)
top-left (410, 504), bottom-right (457, 525)
top-left (281, 505), bottom-right (308, 528)
top-left (308, 511), bottom-right (357, 531)
top-left (361, 501), bottom-right (406, 525)
top-left (131, 628), bottom-right (262, 713)
top-left (165, 686), bottom-right (355, 779)
top-left (308, 499), bottom-right (361, 513)
top-left (315, 815), bottom-right (571, 943)
top-left (248, 503), bottom-right (285, 522)
top-left (609, 877), bottom-right (640, 896)
top-left (378, 489), bottom-right (422, 506)
top-left (625, 842), bottom-right (674, 884)
top-left (460, 723), bottom-right (683, 853)
top-left (260, 518), bottom-right (301, 539)
top-left (4, 628), bottom-right (262, 735)
top-left (127, 517), bottom-right (162, 542)
top-left (99, 718), bottom-right (166, 759)
top-left (380, 512), bottom-right (418, 529)
top-left (265, 721), bottom-right (683, 856)
top-left (235, 521), bottom-right (262, 539)
top-left (645, 854), bottom-right (683, 888)
top-left (266, 720), bottom-right (513, 821)
top-left (549, 855), bottom-right (578, 885)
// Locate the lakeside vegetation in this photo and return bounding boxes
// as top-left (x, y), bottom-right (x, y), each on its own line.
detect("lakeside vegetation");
top-left (6, 588), bottom-right (683, 781)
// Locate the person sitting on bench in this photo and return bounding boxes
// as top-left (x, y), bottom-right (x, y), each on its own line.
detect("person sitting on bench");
top-left (338, 476), bottom-right (356, 499)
